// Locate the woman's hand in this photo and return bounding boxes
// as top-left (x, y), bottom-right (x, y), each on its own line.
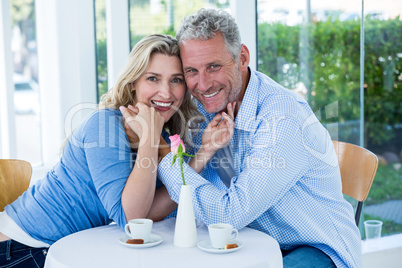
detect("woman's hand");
top-left (122, 106), bottom-right (140, 150)
top-left (122, 107), bottom-right (170, 162)
top-left (120, 103), bottom-right (165, 147)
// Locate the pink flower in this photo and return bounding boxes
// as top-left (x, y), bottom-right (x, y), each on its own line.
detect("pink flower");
top-left (169, 135), bottom-right (194, 185)
top-left (169, 134), bottom-right (185, 155)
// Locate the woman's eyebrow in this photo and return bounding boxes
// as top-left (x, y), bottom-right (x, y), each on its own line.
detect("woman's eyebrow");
top-left (144, 72), bottom-right (161, 76)
top-left (145, 72), bottom-right (183, 76)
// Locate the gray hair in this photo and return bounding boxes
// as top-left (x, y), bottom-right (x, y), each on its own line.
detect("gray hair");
top-left (176, 8), bottom-right (242, 62)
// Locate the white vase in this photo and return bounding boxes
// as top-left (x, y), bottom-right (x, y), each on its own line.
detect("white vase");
top-left (174, 184), bottom-right (198, 247)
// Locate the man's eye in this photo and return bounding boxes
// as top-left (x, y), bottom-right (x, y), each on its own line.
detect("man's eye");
top-left (209, 65), bottom-right (221, 71)
top-left (186, 69), bottom-right (197, 73)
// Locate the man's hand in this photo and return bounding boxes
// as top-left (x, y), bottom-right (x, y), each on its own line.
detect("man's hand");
top-left (201, 102), bottom-right (236, 156)
top-left (189, 102), bottom-right (236, 174)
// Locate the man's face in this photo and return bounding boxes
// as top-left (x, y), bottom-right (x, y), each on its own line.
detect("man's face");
top-left (180, 33), bottom-right (245, 114)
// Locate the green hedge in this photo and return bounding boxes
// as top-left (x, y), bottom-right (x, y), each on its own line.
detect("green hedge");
top-left (258, 17), bottom-right (402, 148)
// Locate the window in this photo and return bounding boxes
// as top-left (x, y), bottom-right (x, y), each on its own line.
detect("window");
top-left (128, 0), bottom-right (230, 48)
top-left (363, 0), bottom-right (402, 236)
top-left (95, 0), bottom-right (108, 101)
top-left (11, 0), bottom-right (43, 166)
top-left (257, 0), bottom-right (402, 237)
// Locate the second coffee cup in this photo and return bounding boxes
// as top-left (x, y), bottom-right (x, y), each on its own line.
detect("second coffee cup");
top-left (208, 223), bottom-right (238, 249)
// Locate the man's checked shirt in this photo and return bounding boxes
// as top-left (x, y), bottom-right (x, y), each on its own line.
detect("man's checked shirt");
top-left (158, 68), bottom-right (362, 267)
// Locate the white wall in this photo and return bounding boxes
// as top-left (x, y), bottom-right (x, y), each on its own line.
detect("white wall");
top-left (230, 0), bottom-right (257, 70)
top-left (106, 0), bottom-right (130, 87)
top-left (0, 0), bottom-right (17, 158)
top-left (35, 0), bottom-right (97, 164)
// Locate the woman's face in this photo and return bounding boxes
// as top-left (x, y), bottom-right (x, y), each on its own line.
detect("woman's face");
top-left (134, 53), bottom-right (186, 122)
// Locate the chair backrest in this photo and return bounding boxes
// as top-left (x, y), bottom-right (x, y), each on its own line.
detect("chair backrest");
top-left (0, 159), bottom-right (32, 211)
top-left (332, 140), bottom-right (379, 226)
top-left (332, 141), bottom-right (378, 202)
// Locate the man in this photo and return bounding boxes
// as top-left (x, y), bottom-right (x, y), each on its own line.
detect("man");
top-left (156, 8), bottom-right (361, 268)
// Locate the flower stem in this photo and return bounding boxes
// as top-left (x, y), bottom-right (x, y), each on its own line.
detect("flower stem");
top-left (179, 156), bottom-right (186, 185)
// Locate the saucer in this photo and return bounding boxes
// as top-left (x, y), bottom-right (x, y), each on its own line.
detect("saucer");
top-left (197, 239), bottom-right (243, 254)
top-left (118, 233), bottom-right (163, 248)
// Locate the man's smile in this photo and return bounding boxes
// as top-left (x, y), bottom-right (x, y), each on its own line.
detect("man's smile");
top-left (202, 89), bottom-right (221, 98)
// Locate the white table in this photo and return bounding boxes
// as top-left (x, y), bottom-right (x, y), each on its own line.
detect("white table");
top-left (45, 218), bottom-right (282, 268)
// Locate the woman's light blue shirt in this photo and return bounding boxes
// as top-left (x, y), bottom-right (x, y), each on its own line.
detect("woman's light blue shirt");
top-left (5, 109), bottom-right (133, 245)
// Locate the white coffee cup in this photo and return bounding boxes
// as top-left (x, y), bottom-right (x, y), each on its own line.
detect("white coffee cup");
top-left (208, 223), bottom-right (238, 249)
top-left (124, 218), bottom-right (153, 243)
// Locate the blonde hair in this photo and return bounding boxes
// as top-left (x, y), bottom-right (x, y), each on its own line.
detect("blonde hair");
top-left (99, 34), bottom-right (201, 144)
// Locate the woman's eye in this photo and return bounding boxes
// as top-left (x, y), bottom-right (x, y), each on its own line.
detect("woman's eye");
top-left (171, 78), bottom-right (183, 83)
top-left (147, 77), bottom-right (157, 82)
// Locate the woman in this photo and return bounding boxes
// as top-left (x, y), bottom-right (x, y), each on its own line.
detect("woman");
top-left (0, 34), bottom-right (199, 268)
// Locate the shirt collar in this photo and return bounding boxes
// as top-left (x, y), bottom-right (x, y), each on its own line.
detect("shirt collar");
top-left (234, 68), bottom-right (259, 131)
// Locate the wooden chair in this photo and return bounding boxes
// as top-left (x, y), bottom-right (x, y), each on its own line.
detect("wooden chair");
top-left (332, 140), bottom-right (379, 226)
top-left (0, 159), bottom-right (32, 211)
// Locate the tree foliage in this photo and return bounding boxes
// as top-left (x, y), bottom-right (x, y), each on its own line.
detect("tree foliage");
top-left (258, 17), bottom-right (402, 148)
